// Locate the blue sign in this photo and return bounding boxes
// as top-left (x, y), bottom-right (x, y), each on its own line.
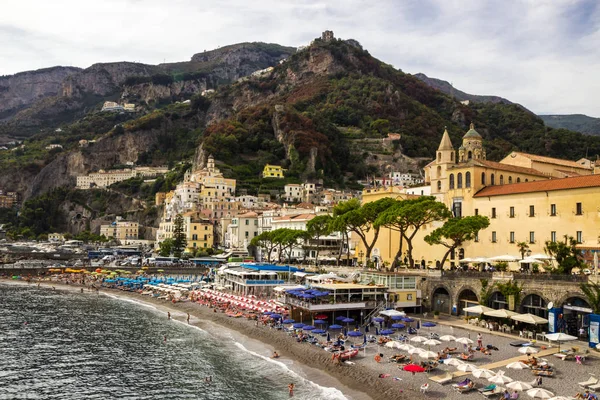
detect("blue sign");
top-left (245, 280), bottom-right (285, 285)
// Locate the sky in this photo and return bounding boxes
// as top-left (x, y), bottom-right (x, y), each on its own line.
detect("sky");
top-left (2, 0), bottom-right (599, 116)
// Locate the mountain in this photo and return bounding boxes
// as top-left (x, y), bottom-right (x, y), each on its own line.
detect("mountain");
top-left (414, 73), bottom-right (513, 105)
top-left (0, 42), bottom-right (295, 139)
top-left (539, 114), bottom-right (600, 136)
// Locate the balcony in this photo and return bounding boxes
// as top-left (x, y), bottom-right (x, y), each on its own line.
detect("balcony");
top-left (285, 296), bottom-right (379, 311)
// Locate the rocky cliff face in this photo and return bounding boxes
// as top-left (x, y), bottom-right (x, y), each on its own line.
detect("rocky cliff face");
top-left (122, 79), bottom-right (207, 105)
top-left (414, 73), bottom-right (513, 105)
top-left (0, 66), bottom-right (81, 120)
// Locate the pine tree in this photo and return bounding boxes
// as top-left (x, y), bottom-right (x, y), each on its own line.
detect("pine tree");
top-left (172, 214), bottom-right (187, 258)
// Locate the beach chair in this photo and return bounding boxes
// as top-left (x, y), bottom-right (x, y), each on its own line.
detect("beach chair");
top-left (579, 376), bottom-right (599, 389)
top-left (589, 382), bottom-right (600, 392)
top-left (453, 379), bottom-right (471, 390)
top-left (478, 384), bottom-right (496, 393)
top-left (420, 384), bottom-right (429, 394)
top-left (482, 387), bottom-right (505, 398)
top-left (456, 383), bottom-right (477, 394)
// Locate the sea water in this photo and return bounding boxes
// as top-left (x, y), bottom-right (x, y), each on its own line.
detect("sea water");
top-left (0, 284), bottom-right (349, 400)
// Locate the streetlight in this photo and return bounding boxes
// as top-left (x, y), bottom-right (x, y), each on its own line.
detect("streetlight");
top-left (359, 250), bottom-right (364, 267)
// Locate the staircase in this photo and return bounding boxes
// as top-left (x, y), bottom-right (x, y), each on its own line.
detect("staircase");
top-left (361, 301), bottom-right (387, 328)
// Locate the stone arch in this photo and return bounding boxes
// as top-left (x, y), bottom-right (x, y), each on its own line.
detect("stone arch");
top-left (491, 173), bottom-right (495, 185)
top-left (457, 173), bottom-right (463, 189)
top-left (437, 181), bottom-right (442, 191)
top-left (489, 291), bottom-right (508, 309)
top-left (520, 292), bottom-right (549, 318)
top-left (517, 177), bottom-right (521, 183)
top-left (481, 172), bottom-right (486, 185)
top-left (500, 175), bottom-right (504, 185)
top-left (431, 284), bottom-right (453, 314)
top-left (456, 286), bottom-right (480, 315)
top-left (468, 150), bottom-right (472, 160)
top-left (449, 174), bottom-right (455, 189)
top-left (557, 292), bottom-right (590, 309)
top-left (508, 176), bottom-right (513, 184)
top-left (465, 172), bottom-right (471, 188)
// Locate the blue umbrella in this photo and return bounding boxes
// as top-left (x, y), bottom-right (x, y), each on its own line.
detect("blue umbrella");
top-left (270, 314), bottom-right (282, 319)
top-left (303, 294), bottom-right (316, 299)
top-left (314, 320), bottom-right (327, 325)
top-left (422, 322), bottom-right (436, 328)
top-left (380, 329), bottom-right (395, 335)
top-left (347, 331), bottom-right (363, 337)
top-left (303, 325), bottom-right (316, 331)
top-left (372, 317), bottom-right (385, 323)
top-left (403, 317), bottom-right (415, 322)
top-left (391, 323), bottom-right (406, 329)
top-left (283, 319), bottom-right (295, 324)
top-left (313, 329), bottom-right (326, 334)
top-left (264, 311), bottom-right (274, 315)
top-left (335, 316), bottom-right (347, 321)
top-left (328, 324), bottom-right (343, 330)
top-left (292, 323), bottom-right (305, 329)
top-left (391, 315), bottom-right (404, 320)
top-left (342, 318), bottom-right (354, 323)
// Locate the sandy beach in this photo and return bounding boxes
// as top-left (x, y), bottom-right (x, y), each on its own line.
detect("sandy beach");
top-left (4, 277), bottom-right (598, 400)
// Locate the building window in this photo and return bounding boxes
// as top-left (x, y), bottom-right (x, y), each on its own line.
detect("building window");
top-left (245, 231), bottom-right (249, 238)
top-left (449, 174), bottom-right (455, 189)
top-left (529, 205), bottom-right (535, 217)
top-left (452, 200), bottom-right (462, 218)
top-left (492, 231), bottom-right (497, 243)
top-left (500, 175), bottom-right (504, 185)
top-left (437, 165), bottom-right (442, 177)
top-left (245, 220), bottom-right (249, 225)
top-left (481, 172), bottom-right (486, 185)
top-left (491, 208), bottom-right (496, 219)
top-left (550, 204), bottom-right (556, 216)
top-left (457, 173), bottom-right (462, 188)
top-left (451, 152), bottom-right (454, 161)
top-left (509, 206), bottom-right (515, 218)
top-left (509, 232), bottom-right (515, 243)
top-left (474, 208), bottom-right (479, 216)
top-left (517, 177), bottom-right (521, 183)
top-left (474, 232), bottom-right (479, 242)
top-left (491, 174), bottom-right (495, 185)
top-left (194, 226), bottom-right (197, 230)
top-left (407, 294), bottom-right (413, 300)
top-left (508, 176), bottom-right (513, 184)
top-left (437, 181), bottom-right (441, 191)
top-left (529, 231), bottom-right (535, 244)
top-left (203, 234), bottom-right (207, 240)
top-left (438, 152), bottom-right (441, 162)
top-left (192, 234), bottom-right (198, 240)
top-left (576, 202), bottom-right (583, 215)
top-left (465, 172), bottom-right (471, 188)
top-left (551, 231), bottom-right (557, 242)
top-left (576, 231), bottom-right (583, 244)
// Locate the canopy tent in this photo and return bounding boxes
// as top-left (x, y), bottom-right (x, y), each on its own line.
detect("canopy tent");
top-left (379, 310), bottom-right (406, 318)
top-left (463, 304), bottom-right (494, 314)
top-left (511, 313), bottom-right (548, 325)
top-left (484, 309), bottom-right (520, 318)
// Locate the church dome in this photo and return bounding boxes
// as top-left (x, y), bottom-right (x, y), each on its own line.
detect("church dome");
top-left (463, 123), bottom-right (481, 139)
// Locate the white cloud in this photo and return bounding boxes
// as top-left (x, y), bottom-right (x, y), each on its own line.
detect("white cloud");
top-left (1, 0), bottom-right (599, 116)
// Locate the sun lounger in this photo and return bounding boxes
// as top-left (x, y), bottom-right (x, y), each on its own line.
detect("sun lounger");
top-left (455, 384), bottom-right (477, 393)
top-left (578, 377), bottom-right (598, 388)
top-left (430, 372), bottom-right (453, 385)
top-left (589, 383), bottom-right (600, 392)
top-left (481, 387), bottom-right (505, 398)
top-left (453, 379), bottom-right (471, 388)
top-left (478, 384), bottom-right (497, 393)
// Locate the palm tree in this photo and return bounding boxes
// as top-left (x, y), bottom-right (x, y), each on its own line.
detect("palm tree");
top-left (516, 242), bottom-right (530, 260)
top-left (580, 282), bottom-right (600, 314)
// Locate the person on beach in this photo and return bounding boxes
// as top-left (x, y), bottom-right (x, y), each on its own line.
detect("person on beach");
top-left (536, 375), bottom-right (542, 386)
top-left (205, 376), bottom-right (212, 383)
top-left (187, 313), bottom-right (190, 324)
top-left (168, 312), bottom-right (171, 320)
top-left (477, 333), bottom-right (483, 348)
top-left (288, 383), bottom-right (295, 397)
top-left (164, 335), bottom-right (167, 343)
top-left (272, 351), bottom-right (280, 359)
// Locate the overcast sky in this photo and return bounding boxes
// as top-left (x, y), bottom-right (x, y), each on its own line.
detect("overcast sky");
top-left (2, 0), bottom-right (599, 116)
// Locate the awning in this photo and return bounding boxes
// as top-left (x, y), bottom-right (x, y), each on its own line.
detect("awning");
top-left (293, 272), bottom-right (308, 277)
top-left (274, 285), bottom-right (305, 292)
top-left (463, 304), bottom-right (493, 314)
top-left (379, 310), bottom-right (406, 317)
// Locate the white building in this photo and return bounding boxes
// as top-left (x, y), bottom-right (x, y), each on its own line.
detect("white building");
top-left (284, 184), bottom-right (303, 202)
top-left (226, 211), bottom-right (259, 251)
top-left (76, 167), bottom-right (168, 189)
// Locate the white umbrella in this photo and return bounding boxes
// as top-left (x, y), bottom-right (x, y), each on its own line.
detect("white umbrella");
top-left (529, 254), bottom-right (554, 261)
top-left (527, 388), bottom-right (554, 399)
top-left (423, 339), bottom-right (441, 346)
top-left (507, 381), bottom-right (534, 391)
top-left (419, 350), bottom-right (439, 359)
top-left (488, 255), bottom-right (520, 262)
top-left (472, 257), bottom-right (489, 263)
top-left (459, 257), bottom-right (474, 263)
top-left (472, 368), bottom-right (495, 379)
top-left (463, 305), bottom-right (493, 314)
top-left (457, 363), bottom-right (477, 372)
top-left (511, 313), bottom-right (548, 325)
top-left (446, 358), bottom-right (464, 367)
top-left (518, 347), bottom-right (538, 354)
top-left (506, 361), bottom-right (530, 370)
top-left (408, 347), bottom-right (425, 355)
top-left (548, 397), bottom-right (572, 400)
top-left (398, 343), bottom-right (414, 351)
top-left (439, 335), bottom-right (457, 342)
top-left (456, 337), bottom-right (474, 345)
top-left (519, 257), bottom-right (540, 264)
top-left (485, 309), bottom-right (520, 318)
top-left (410, 336), bottom-right (428, 343)
top-left (385, 341), bottom-right (401, 349)
top-left (544, 332), bottom-right (577, 351)
top-left (488, 373), bottom-right (513, 384)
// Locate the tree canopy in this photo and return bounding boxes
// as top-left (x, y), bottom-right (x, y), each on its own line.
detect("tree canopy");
top-left (544, 235), bottom-right (583, 275)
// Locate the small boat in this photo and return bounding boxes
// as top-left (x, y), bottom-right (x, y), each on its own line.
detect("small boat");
top-left (338, 349), bottom-right (359, 361)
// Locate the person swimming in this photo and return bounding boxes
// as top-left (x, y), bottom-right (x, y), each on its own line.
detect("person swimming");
top-left (272, 351), bottom-right (280, 359)
top-left (288, 383), bottom-right (295, 396)
top-left (167, 312), bottom-right (171, 320)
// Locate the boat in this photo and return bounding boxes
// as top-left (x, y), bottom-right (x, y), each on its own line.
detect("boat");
top-left (338, 348), bottom-right (359, 361)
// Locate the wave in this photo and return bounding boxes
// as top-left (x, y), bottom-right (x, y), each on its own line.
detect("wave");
top-left (100, 292), bottom-right (157, 311)
top-left (233, 341), bottom-right (348, 400)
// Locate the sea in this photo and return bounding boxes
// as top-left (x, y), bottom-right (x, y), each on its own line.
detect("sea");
top-left (0, 283), bottom-right (354, 400)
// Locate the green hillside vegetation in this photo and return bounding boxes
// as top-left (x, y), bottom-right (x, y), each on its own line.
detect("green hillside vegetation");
top-left (539, 114), bottom-right (600, 136)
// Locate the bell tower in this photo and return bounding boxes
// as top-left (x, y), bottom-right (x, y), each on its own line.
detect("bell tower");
top-left (458, 123), bottom-right (486, 163)
top-left (430, 127), bottom-right (455, 195)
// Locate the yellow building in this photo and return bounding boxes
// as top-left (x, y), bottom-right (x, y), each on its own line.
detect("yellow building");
top-left (183, 211), bottom-right (214, 252)
top-left (356, 124), bottom-right (600, 269)
top-left (262, 164), bottom-right (285, 179)
top-left (100, 217), bottom-right (139, 242)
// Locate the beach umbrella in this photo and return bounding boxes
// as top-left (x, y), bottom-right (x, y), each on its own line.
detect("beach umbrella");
top-left (457, 363), bottom-right (477, 372)
top-left (462, 304), bottom-right (493, 314)
top-left (398, 343), bottom-right (414, 351)
top-left (312, 329), bottom-right (326, 334)
top-left (408, 347), bottom-right (424, 355)
top-left (314, 320), bottom-right (327, 325)
top-left (439, 335), bottom-right (457, 342)
top-left (402, 317), bottom-right (415, 323)
top-left (473, 368), bottom-right (496, 379)
top-left (403, 364), bottom-right (426, 373)
top-left (385, 341), bottom-right (401, 349)
top-left (484, 309), bottom-right (520, 318)
top-left (314, 314), bottom-right (328, 320)
top-left (292, 323), bottom-right (305, 329)
top-left (456, 337), bottom-right (474, 345)
top-left (511, 313), bottom-right (548, 325)
top-left (544, 333), bottom-right (577, 351)
top-left (507, 381), bottom-right (534, 391)
top-left (506, 362), bottom-right (530, 370)
top-left (548, 397), bottom-right (571, 400)
top-left (518, 347), bottom-right (538, 355)
top-left (372, 317), bottom-right (385, 323)
top-left (445, 358), bottom-right (464, 367)
top-left (526, 388), bottom-right (554, 399)
top-left (335, 316), bottom-right (347, 321)
top-left (422, 322), bottom-right (436, 328)
top-left (348, 331), bottom-right (363, 337)
top-left (391, 315), bottom-right (404, 321)
top-left (391, 323), bottom-right (405, 329)
top-left (328, 324), bottom-right (343, 330)
top-left (283, 319), bottom-right (295, 324)
top-left (270, 314), bottom-right (282, 319)
top-left (423, 339), bottom-right (441, 346)
top-left (410, 336), bottom-right (428, 343)
top-left (488, 372), bottom-right (513, 384)
top-left (342, 318), bottom-right (354, 324)
top-left (264, 311), bottom-right (274, 315)
top-left (419, 350), bottom-right (438, 359)
top-left (380, 329), bottom-right (395, 335)
top-left (303, 325), bottom-right (316, 331)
